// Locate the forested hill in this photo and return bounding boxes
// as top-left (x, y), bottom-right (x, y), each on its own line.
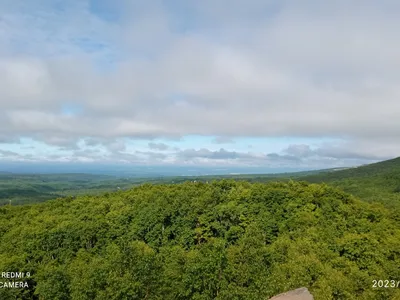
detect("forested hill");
top-left (302, 157), bottom-right (400, 182)
top-left (299, 157), bottom-right (400, 206)
top-left (1, 180), bottom-right (400, 299)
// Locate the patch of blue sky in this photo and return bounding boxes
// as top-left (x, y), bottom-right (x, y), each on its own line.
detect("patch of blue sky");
top-left (70, 36), bottom-right (121, 71)
top-left (161, 0), bottom-right (284, 42)
top-left (168, 93), bottom-right (187, 102)
top-left (123, 139), bottom-right (150, 153)
top-left (162, 0), bottom-right (202, 34)
top-left (61, 103), bottom-right (84, 116)
top-left (89, 0), bottom-right (121, 23)
top-left (2, 138), bottom-right (69, 156)
top-left (71, 38), bottom-right (109, 54)
top-left (51, 1), bottom-right (68, 14)
top-left (0, 143), bottom-right (23, 154)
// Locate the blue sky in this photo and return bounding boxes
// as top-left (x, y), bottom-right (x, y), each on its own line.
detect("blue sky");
top-left (1, 0), bottom-right (400, 170)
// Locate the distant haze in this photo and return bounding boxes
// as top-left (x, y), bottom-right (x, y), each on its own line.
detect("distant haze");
top-left (0, 162), bottom-right (318, 177)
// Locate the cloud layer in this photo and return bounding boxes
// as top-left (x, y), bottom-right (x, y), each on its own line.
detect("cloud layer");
top-left (1, 0), bottom-right (399, 167)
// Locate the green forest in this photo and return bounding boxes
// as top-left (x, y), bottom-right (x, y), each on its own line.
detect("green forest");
top-left (0, 170), bottom-right (328, 206)
top-left (0, 174), bottom-right (158, 206)
top-left (1, 158), bottom-right (400, 299)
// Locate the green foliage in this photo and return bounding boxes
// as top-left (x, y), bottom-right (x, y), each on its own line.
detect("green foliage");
top-left (0, 173), bottom-right (143, 205)
top-left (300, 157), bottom-right (400, 207)
top-left (1, 180), bottom-right (400, 299)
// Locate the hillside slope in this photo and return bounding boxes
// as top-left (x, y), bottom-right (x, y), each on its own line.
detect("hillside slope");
top-left (302, 157), bottom-right (400, 181)
top-left (300, 157), bottom-right (400, 207)
top-left (1, 180), bottom-right (399, 299)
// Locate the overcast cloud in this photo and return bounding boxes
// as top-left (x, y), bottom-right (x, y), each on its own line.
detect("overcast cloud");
top-left (0, 0), bottom-right (399, 168)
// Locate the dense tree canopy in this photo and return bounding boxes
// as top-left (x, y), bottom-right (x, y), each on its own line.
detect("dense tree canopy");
top-left (0, 173), bottom-right (141, 206)
top-left (0, 180), bottom-right (399, 299)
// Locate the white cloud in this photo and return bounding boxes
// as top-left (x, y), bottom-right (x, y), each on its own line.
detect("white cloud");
top-left (148, 142), bottom-right (170, 151)
top-left (0, 0), bottom-right (399, 166)
top-left (211, 137), bottom-right (236, 144)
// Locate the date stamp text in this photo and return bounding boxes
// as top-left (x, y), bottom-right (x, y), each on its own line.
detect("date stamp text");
top-left (372, 280), bottom-right (400, 288)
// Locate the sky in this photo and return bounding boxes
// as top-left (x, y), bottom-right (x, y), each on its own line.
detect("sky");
top-left (1, 0), bottom-right (400, 171)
